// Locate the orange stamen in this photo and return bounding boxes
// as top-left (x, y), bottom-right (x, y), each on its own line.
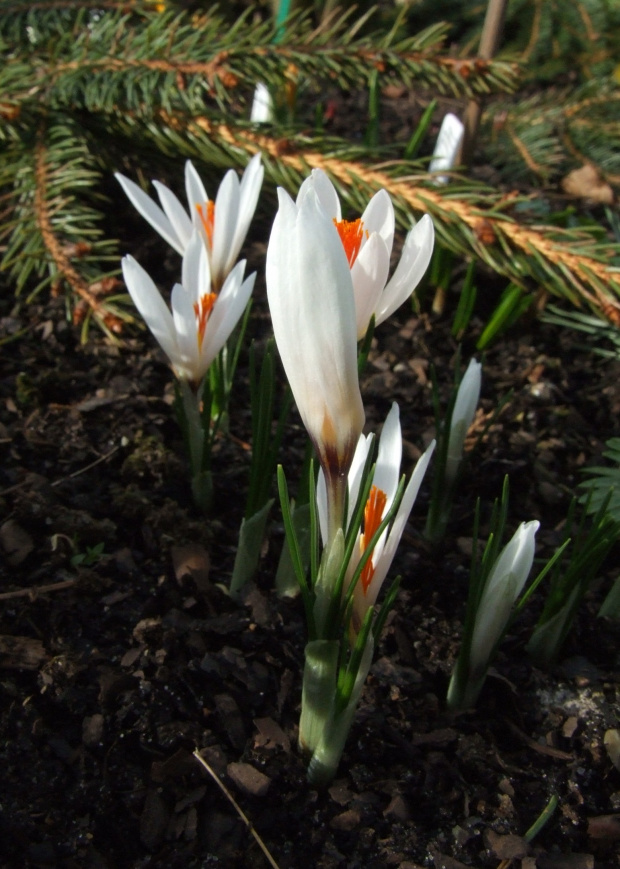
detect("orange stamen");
top-left (196, 200), bottom-right (215, 250)
top-left (333, 217), bottom-right (368, 267)
top-left (193, 292), bottom-right (217, 351)
top-left (359, 485), bottom-right (387, 593)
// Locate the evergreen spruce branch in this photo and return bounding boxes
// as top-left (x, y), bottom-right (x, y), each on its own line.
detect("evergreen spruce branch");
top-left (262, 14), bottom-right (520, 98)
top-left (500, 0), bottom-right (620, 82)
top-left (450, 0), bottom-right (620, 84)
top-left (6, 8), bottom-right (520, 114)
top-left (2, 0), bottom-right (142, 10)
top-left (154, 115), bottom-right (619, 319)
top-left (0, 116), bottom-right (125, 335)
top-left (0, 53), bottom-right (40, 121)
top-left (479, 82), bottom-right (620, 185)
top-left (563, 90), bottom-right (620, 180)
top-left (0, 0), bottom-right (159, 36)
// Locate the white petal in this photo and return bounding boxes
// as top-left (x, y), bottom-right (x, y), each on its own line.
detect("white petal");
top-left (298, 168), bottom-right (341, 221)
top-left (239, 153), bottom-right (264, 201)
top-left (376, 214), bottom-right (435, 325)
top-left (182, 229), bottom-right (211, 303)
top-left (211, 169), bottom-right (240, 287)
top-left (184, 160), bottom-right (210, 242)
top-left (352, 404), bottom-right (403, 594)
top-left (359, 189), bottom-right (394, 252)
top-left (346, 433), bottom-right (374, 528)
top-left (316, 469), bottom-right (329, 546)
top-left (121, 255), bottom-right (179, 365)
top-left (227, 154), bottom-right (264, 275)
top-left (365, 439), bottom-right (435, 606)
top-left (204, 258), bottom-right (244, 338)
top-left (116, 173), bottom-right (184, 255)
top-left (153, 181), bottom-right (193, 252)
top-left (350, 233), bottom-right (391, 339)
top-left (295, 175), bottom-right (314, 206)
top-left (448, 358), bottom-right (482, 462)
top-left (185, 160), bottom-right (209, 211)
top-left (469, 573), bottom-right (520, 675)
top-left (202, 266), bottom-right (255, 371)
top-left (372, 403), bottom-right (402, 507)
top-left (171, 282), bottom-right (200, 380)
top-left (266, 187), bottom-right (363, 460)
top-left (484, 521), bottom-right (539, 602)
top-left (452, 358), bottom-right (482, 429)
top-left (469, 520), bottom-right (539, 673)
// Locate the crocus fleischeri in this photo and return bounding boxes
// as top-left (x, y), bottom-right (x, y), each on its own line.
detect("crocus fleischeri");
top-left (266, 183), bottom-right (365, 542)
top-left (447, 518), bottom-right (540, 711)
top-left (121, 229), bottom-right (255, 387)
top-left (266, 173), bottom-right (436, 785)
top-left (318, 403), bottom-right (435, 636)
top-left (468, 519), bottom-right (540, 679)
top-left (116, 154), bottom-right (264, 291)
top-left (446, 357), bottom-right (482, 482)
top-left (296, 169), bottom-right (434, 339)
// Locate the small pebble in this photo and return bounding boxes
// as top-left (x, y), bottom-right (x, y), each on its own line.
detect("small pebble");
top-left (227, 762), bottom-right (271, 797)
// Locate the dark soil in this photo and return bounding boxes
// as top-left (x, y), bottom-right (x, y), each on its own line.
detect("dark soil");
top-left (2, 172), bottom-right (620, 868)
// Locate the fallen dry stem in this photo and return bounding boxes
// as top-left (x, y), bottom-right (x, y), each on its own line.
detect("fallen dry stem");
top-left (0, 578), bottom-right (78, 601)
top-left (0, 445), bottom-right (120, 498)
top-left (193, 749), bottom-right (281, 869)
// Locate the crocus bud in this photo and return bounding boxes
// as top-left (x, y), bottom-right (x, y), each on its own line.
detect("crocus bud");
top-left (446, 358), bottom-right (481, 484)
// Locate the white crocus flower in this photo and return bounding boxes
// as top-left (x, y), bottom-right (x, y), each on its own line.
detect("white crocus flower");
top-left (446, 358), bottom-right (482, 483)
top-left (296, 169), bottom-right (434, 339)
top-left (468, 520), bottom-right (540, 680)
top-left (116, 154), bottom-right (264, 291)
top-left (266, 184), bottom-right (364, 542)
top-left (317, 403), bottom-right (435, 634)
top-left (121, 230), bottom-right (255, 386)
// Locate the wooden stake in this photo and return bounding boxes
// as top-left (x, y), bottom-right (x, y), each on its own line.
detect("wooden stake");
top-left (459, 0), bottom-right (509, 167)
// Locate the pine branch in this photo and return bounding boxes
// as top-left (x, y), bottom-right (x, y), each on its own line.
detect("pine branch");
top-left (507, 0), bottom-right (620, 81)
top-left (2, 6), bottom-right (521, 119)
top-left (0, 0), bottom-right (158, 31)
top-left (0, 115), bottom-right (127, 338)
top-left (479, 81), bottom-right (620, 185)
top-left (438, 0), bottom-right (620, 83)
top-left (3, 0), bottom-right (141, 9)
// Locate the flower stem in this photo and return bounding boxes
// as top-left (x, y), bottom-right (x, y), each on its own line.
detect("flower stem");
top-left (305, 637), bottom-right (373, 787)
top-left (447, 665), bottom-right (481, 713)
top-left (178, 379), bottom-right (213, 512)
top-left (325, 470), bottom-right (347, 550)
top-left (299, 639), bottom-right (339, 757)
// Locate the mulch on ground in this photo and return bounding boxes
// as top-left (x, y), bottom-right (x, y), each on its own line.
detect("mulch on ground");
top-left (2, 255), bottom-right (620, 868)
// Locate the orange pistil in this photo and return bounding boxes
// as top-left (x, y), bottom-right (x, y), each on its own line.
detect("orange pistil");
top-left (333, 217), bottom-right (368, 267)
top-left (359, 485), bottom-right (387, 593)
top-left (193, 292), bottom-right (217, 351)
top-left (196, 200), bottom-right (215, 250)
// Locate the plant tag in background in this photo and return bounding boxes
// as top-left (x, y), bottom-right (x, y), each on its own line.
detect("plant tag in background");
top-left (250, 83), bottom-right (273, 123)
top-left (429, 113), bottom-right (464, 184)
